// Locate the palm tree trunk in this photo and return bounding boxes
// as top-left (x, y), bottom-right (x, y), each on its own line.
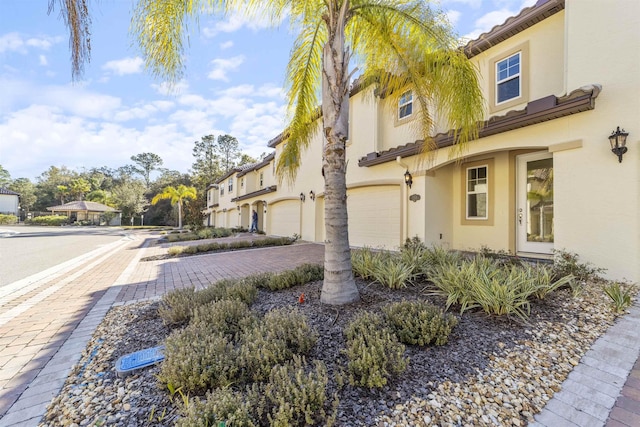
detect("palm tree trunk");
top-left (320, 2), bottom-right (359, 305)
top-left (177, 201), bottom-right (183, 229)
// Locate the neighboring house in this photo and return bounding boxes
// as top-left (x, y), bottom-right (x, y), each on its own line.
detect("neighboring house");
top-left (0, 188), bottom-right (19, 216)
top-left (208, 0), bottom-right (639, 283)
top-left (47, 201), bottom-right (122, 226)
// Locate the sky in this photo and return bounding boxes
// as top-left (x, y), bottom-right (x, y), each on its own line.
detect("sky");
top-left (0, 0), bottom-right (536, 182)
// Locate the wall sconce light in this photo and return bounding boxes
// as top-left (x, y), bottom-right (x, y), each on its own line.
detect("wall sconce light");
top-left (309, 191), bottom-right (315, 201)
top-left (609, 126), bottom-right (629, 163)
top-left (404, 170), bottom-right (413, 188)
top-left (299, 192), bottom-right (305, 202)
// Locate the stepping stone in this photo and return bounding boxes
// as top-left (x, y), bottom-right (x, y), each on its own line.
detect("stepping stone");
top-left (115, 345), bottom-right (165, 378)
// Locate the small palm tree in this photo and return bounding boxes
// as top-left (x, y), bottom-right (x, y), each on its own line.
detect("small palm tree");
top-left (151, 185), bottom-right (197, 229)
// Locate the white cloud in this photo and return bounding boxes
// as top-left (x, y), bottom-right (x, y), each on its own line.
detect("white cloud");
top-left (202, 12), bottom-right (274, 38)
top-left (220, 40), bottom-right (234, 50)
top-left (441, 0), bottom-right (483, 10)
top-left (102, 57), bottom-right (144, 76)
top-left (152, 80), bottom-right (189, 96)
top-left (207, 56), bottom-right (245, 81)
top-left (39, 55), bottom-right (48, 66)
top-left (0, 33), bottom-right (60, 54)
top-left (446, 10), bottom-right (462, 27)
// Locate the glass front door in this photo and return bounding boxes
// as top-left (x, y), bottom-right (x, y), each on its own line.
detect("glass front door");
top-left (517, 152), bottom-right (553, 254)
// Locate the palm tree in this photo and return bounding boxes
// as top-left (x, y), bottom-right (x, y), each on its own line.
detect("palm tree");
top-left (59, 0), bottom-right (484, 305)
top-left (151, 185), bottom-right (197, 229)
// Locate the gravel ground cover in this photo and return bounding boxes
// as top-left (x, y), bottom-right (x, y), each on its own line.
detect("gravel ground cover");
top-left (41, 278), bottom-right (622, 426)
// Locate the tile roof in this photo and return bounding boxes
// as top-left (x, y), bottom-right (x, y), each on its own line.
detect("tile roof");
top-left (0, 188), bottom-right (19, 196)
top-left (47, 201), bottom-right (119, 212)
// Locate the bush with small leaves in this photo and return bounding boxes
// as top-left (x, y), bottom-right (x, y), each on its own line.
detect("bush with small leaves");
top-left (229, 240), bottom-right (253, 249)
top-left (191, 299), bottom-right (256, 338)
top-left (0, 214), bottom-right (17, 225)
top-left (552, 249), bottom-right (605, 282)
top-left (262, 355), bottom-right (336, 427)
top-left (261, 264), bottom-right (324, 291)
top-left (176, 387), bottom-right (257, 427)
top-left (158, 287), bottom-right (200, 326)
top-left (238, 308), bottom-right (317, 382)
top-left (383, 300), bottom-right (458, 346)
top-left (208, 278), bottom-right (258, 305)
top-left (25, 215), bottom-right (68, 226)
top-left (167, 246), bottom-right (186, 256)
top-left (343, 311), bottom-right (407, 388)
top-left (158, 325), bottom-right (238, 394)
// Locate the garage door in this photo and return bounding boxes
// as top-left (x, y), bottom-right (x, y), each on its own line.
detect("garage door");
top-left (269, 200), bottom-right (300, 237)
top-left (348, 185), bottom-right (401, 249)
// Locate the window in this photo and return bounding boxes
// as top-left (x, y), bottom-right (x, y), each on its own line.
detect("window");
top-left (228, 178), bottom-right (233, 192)
top-left (466, 166), bottom-right (488, 219)
top-left (259, 172), bottom-right (264, 188)
top-left (496, 52), bottom-right (520, 104)
top-left (220, 186), bottom-right (224, 196)
top-left (241, 178), bottom-right (244, 189)
top-left (398, 90), bottom-right (413, 119)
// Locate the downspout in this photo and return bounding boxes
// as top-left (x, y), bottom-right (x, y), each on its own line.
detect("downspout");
top-left (396, 156), bottom-right (410, 243)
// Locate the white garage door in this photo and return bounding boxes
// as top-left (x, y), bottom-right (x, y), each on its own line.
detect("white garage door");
top-left (269, 200), bottom-right (300, 237)
top-left (348, 185), bottom-right (401, 249)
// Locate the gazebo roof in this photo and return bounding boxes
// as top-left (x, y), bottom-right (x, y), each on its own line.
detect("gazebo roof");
top-left (47, 201), bottom-right (119, 212)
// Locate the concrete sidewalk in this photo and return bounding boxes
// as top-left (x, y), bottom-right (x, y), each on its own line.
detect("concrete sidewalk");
top-left (0, 231), bottom-right (638, 426)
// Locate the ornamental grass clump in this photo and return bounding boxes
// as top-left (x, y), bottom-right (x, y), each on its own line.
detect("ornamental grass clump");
top-left (351, 247), bottom-right (379, 280)
top-left (238, 308), bottom-right (317, 382)
top-left (372, 257), bottom-right (416, 289)
top-left (428, 256), bottom-right (575, 321)
top-left (343, 311), bottom-right (407, 388)
top-left (603, 282), bottom-right (634, 313)
top-left (167, 245), bottom-right (186, 256)
top-left (383, 300), bottom-right (458, 346)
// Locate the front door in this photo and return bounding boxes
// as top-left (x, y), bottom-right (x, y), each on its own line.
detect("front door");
top-left (516, 152), bottom-right (554, 254)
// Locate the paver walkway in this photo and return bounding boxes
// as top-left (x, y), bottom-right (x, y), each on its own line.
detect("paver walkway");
top-left (0, 230), bottom-right (639, 426)
top-left (0, 232), bottom-right (323, 426)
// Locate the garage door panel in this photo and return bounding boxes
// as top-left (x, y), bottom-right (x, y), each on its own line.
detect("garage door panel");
top-left (270, 201), bottom-right (299, 237)
top-left (348, 186), bottom-right (400, 249)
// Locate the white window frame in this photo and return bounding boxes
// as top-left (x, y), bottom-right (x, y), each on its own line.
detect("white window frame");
top-left (228, 178), bottom-right (233, 192)
top-left (495, 52), bottom-right (521, 105)
top-left (398, 90), bottom-right (413, 120)
top-left (466, 165), bottom-right (488, 220)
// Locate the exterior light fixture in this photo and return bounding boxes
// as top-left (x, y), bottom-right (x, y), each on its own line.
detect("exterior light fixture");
top-left (404, 170), bottom-right (413, 188)
top-left (609, 126), bottom-right (629, 163)
top-left (299, 192), bottom-right (306, 202)
top-left (309, 191), bottom-right (315, 201)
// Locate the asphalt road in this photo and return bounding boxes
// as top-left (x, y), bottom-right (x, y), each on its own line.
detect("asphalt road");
top-left (0, 225), bottom-right (129, 287)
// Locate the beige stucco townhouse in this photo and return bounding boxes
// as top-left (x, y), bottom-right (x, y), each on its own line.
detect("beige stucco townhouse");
top-left (206, 0), bottom-right (639, 283)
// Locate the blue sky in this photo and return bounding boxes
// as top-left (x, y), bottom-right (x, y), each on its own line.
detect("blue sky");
top-left (0, 0), bottom-right (535, 182)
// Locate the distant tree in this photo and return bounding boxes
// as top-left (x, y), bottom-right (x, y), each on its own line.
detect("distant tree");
top-left (112, 180), bottom-right (147, 223)
top-left (191, 135), bottom-right (222, 193)
top-left (238, 153), bottom-right (258, 167)
top-left (130, 152), bottom-right (163, 188)
top-left (55, 185), bottom-right (70, 204)
top-left (217, 134), bottom-right (240, 172)
top-left (9, 178), bottom-right (37, 212)
top-left (34, 166), bottom-right (76, 210)
top-left (69, 177), bottom-right (91, 200)
top-left (86, 189), bottom-right (114, 206)
top-left (0, 165), bottom-right (11, 188)
top-left (151, 185), bottom-right (197, 229)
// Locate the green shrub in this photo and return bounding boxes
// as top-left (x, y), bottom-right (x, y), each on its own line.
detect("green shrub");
top-left (260, 264), bottom-right (323, 291)
top-left (343, 311), bottom-right (407, 388)
top-left (191, 299), bottom-right (256, 338)
top-left (238, 308), bottom-right (317, 382)
top-left (177, 387), bottom-right (256, 427)
top-left (351, 247), bottom-right (379, 280)
top-left (158, 287), bottom-right (200, 326)
top-left (262, 356), bottom-right (335, 427)
top-left (0, 214), bottom-right (18, 225)
top-left (208, 278), bottom-right (258, 305)
top-left (552, 249), bottom-right (605, 282)
top-left (159, 326), bottom-right (238, 393)
top-left (383, 300), bottom-right (458, 346)
top-left (182, 245), bottom-right (198, 254)
top-left (603, 282), bottom-right (634, 313)
top-left (167, 246), bottom-right (186, 256)
top-left (25, 215), bottom-right (68, 226)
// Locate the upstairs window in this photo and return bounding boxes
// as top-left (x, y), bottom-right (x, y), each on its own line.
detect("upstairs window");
top-left (220, 186), bottom-right (224, 196)
top-left (466, 166), bottom-right (488, 219)
top-left (496, 52), bottom-right (521, 104)
top-left (398, 90), bottom-right (413, 119)
top-left (259, 172), bottom-right (264, 188)
top-left (228, 178), bottom-right (233, 192)
top-left (241, 178), bottom-right (244, 189)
